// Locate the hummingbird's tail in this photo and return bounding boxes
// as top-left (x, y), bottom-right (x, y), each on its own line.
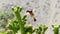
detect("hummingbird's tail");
top-left (32, 16), bottom-right (36, 22)
top-left (33, 18), bottom-right (36, 21)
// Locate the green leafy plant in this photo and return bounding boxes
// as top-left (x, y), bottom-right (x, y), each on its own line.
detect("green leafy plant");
top-left (52, 24), bottom-right (60, 34)
top-left (25, 25), bottom-right (35, 34)
top-left (7, 19), bottom-right (19, 34)
top-left (7, 6), bottom-right (27, 34)
top-left (35, 24), bottom-right (48, 34)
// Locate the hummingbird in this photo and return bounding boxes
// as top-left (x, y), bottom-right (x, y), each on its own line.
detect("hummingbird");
top-left (26, 10), bottom-right (36, 21)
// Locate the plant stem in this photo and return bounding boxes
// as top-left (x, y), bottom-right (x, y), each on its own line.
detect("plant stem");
top-left (13, 32), bottom-right (16, 34)
top-left (41, 31), bottom-right (45, 34)
top-left (13, 9), bottom-right (25, 34)
top-left (26, 32), bottom-right (32, 34)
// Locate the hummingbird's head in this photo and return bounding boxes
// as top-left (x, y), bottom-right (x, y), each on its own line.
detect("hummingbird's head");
top-left (26, 10), bottom-right (32, 13)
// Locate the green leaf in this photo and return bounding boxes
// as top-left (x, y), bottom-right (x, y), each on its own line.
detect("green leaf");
top-left (17, 6), bottom-right (23, 12)
top-left (25, 25), bottom-right (34, 33)
top-left (11, 7), bottom-right (14, 11)
top-left (7, 19), bottom-right (19, 33)
top-left (19, 7), bottom-right (22, 12)
top-left (22, 14), bottom-right (27, 20)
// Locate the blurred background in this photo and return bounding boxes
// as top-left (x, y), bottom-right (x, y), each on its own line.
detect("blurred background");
top-left (0, 0), bottom-right (60, 34)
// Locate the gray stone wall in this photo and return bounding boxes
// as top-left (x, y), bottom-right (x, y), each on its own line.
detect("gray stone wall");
top-left (0, 0), bottom-right (60, 34)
